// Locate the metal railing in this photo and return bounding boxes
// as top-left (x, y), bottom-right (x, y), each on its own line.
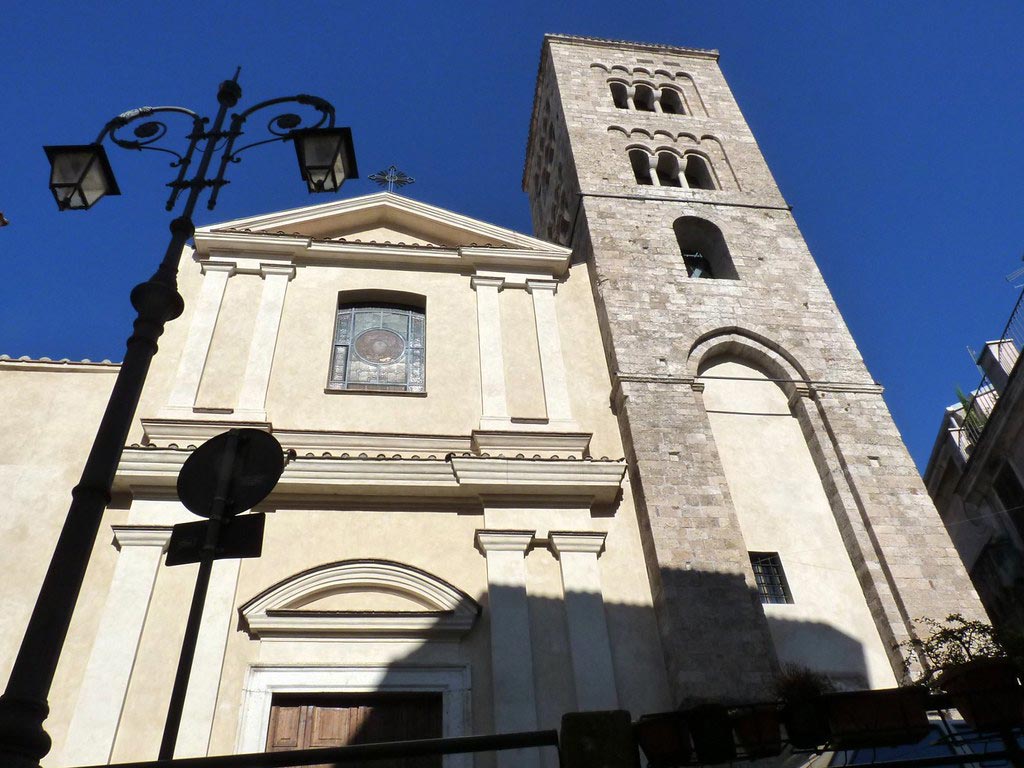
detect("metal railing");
top-left (950, 286), bottom-right (1024, 461)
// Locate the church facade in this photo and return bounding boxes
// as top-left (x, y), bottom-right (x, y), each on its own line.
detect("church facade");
top-left (0, 34), bottom-right (984, 766)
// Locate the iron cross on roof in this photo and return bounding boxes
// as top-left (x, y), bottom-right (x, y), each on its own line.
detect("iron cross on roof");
top-left (369, 165), bottom-right (415, 193)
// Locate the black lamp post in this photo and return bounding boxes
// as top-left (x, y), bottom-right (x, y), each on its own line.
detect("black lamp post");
top-left (0, 70), bottom-right (356, 768)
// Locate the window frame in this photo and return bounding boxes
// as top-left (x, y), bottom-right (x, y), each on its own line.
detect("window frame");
top-left (749, 551), bottom-right (794, 605)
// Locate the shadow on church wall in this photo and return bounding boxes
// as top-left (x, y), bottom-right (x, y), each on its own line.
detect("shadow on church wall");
top-left (240, 565), bottom-right (869, 768)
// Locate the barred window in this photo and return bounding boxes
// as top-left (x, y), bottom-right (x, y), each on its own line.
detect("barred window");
top-left (749, 552), bottom-right (793, 604)
top-left (329, 303), bottom-right (425, 392)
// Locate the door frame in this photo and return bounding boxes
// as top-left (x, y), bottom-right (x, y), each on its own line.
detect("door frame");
top-left (236, 665), bottom-right (472, 768)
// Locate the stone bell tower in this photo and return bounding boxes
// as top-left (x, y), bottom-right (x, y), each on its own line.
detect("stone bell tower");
top-left (524, 34), bottom-right (984, 704)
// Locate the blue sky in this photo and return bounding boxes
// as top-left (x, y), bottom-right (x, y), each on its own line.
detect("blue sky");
top-left (2, 2), bottom-right (1022, 470)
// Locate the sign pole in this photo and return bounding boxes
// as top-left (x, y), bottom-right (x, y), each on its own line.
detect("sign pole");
top-left (157, 430), bottom-right (238, 760)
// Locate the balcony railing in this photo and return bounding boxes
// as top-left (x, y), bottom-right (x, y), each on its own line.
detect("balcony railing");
top-left (949, 286), bottom-right (1024, 461)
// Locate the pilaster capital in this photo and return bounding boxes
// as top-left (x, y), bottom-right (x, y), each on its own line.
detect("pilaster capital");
top-left (470, 275), bottom-right (506, 292)
top-left (525, 279), bottom-right (559, 296)
top-left (475, 529), bottom-right (535, 555)
top-left (260, 264), bottom-right (297, 281)
top-left (199, 260), bottom-right (236, 277)
top-left (549, 531), bottom-right (607, 557)
top-left (112, 525), bottom-right (174, 551)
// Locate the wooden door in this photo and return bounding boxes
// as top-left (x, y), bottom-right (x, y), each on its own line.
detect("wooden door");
top-left (266, 693), bottom-right (443, 768)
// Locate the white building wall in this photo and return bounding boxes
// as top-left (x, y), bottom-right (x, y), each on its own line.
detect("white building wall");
top-left (702, 358), bottom-right (895, 688)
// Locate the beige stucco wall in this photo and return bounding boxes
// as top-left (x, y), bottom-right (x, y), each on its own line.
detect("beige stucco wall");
top-left (133, 242), bottom-right (627, 458)
top-left (8, 198), bottom-right (668, 766)
top-left (0, 361), bottom-right (125, 760)
top-left (702, 358), bottom-right (895, 688)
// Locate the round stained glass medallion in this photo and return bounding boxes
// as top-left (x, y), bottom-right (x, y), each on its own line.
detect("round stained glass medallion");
top-left (354, 328), bottom-right (406, 363)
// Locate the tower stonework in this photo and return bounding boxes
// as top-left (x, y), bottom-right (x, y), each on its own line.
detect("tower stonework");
top-left (525, 34), bottom-right (985, 703)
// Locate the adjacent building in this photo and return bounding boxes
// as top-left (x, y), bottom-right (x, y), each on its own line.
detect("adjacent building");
top-left (923, 287), bottom-right (1024, 634)
top-left (0, 34), bottom-right (985, 767)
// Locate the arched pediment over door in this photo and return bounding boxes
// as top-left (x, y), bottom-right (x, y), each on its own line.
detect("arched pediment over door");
top-left (239, 559), bottom-right (481, 640)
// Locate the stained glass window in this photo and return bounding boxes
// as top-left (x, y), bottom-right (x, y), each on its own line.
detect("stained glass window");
top-left (329, 303), bottom-right (425, 392)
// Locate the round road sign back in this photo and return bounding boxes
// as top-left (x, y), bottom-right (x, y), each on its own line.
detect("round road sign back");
top-left (177, 429), bottom-right (285, 518)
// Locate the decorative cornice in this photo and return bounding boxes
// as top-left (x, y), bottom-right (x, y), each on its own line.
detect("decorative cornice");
top-left (192, 192), bottom-right (571, 277)
top-left (812, 382), bottom-right (885, 395)
top-left (475, 529), bottom-right (536, 554)
top-left (449, 456), bottom-right (625, 503)
top-left (115, 447), bottom-right (626, 506)
top-left (141, 418), bottom-right (271, 447)
top-left (544, 33), bottom-right (720, 61)
top-left (239, 559), bottom-right (480, 640)
top-left (195, 232), bottom-right (570, 278)
top-left (198, 192), bottom-right (571, 250)
top-left (470, 430), bottom-right (591, 459)
top-left (548, 531), bottom-right (607, 557)
top-left (0, 356), bottom-right (120, 372)
top-left (142, 421), bottom-right (595, 460)
top-left (613, 371), bottom-right (884, 397)
top-left (616, 372), bottom-right (694, 385)
top-left (112, 525), bottom-right (173, 551)
top-left (280, 430), bottom-right (471, 456)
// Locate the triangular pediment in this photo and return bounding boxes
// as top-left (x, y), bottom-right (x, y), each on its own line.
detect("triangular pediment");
top-left (198, 191), bottom-right (564, 252)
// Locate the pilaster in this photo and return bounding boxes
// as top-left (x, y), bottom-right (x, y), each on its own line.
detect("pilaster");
top-left (174, 558), bottom-right (242, 757)
top-left (475, 530), bottom-right (540, 768)
top-left (235, 264), bottom-right (295, 421)
top-left (60, 526), bottom-right (172, 766)
top-left (161, 262), bottom-right (234, 417)
top-left (471, 276), bottom-right (510, 429)
top-left (526, 280), bottom-right (577, 430)
top-left (548, 532), bottom-right (617, 711)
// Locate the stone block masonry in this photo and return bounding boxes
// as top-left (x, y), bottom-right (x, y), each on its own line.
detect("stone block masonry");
top-left (525, 34), bottom-right (985, 703)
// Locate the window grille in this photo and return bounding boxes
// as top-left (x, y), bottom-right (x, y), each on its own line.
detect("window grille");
top-left (749, 552), bottom-right (793, 604)
top-left (329, 303), bottom-right (425, 392)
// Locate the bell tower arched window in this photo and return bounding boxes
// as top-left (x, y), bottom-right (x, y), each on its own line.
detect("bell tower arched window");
top-left (656, 152), bottom-right (682, 187)
top-left (673, 216), bottom-right (738, 280)
top-left (609, 81), bottom-right (629, 109)
top-left (683, 154), bottom-right (717, 190)
top-left (660, 88), bottom-right (685, 115)
top-left (633, 84), bottom-right (656, 112)
top-left (629, 149), bottom-right (653, 185)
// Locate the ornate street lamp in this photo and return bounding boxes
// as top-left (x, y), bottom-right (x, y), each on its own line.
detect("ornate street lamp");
top-left (0, 71), bottom-right (356, 768)
top-left (43, 144), bottom-right (121, 210)
top-left (292, 126), bottom-right (358, 193)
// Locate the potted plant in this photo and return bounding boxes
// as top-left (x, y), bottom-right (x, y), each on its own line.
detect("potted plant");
top-left (824, 686), bottom-right (930, 748)
top-left (634, 711), bottom-right (692, 768)
top-left (687, 704), bottom-right (736, 764)
top-left (776, 665), bottom-right (834, 749)
top-left (730, 703), bottom-right (782, 758)
top-left (901, 613), bottom-right (1024, 731)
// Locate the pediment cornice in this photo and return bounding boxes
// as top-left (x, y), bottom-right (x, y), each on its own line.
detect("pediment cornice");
top-left (193, 192), bottom-right (571, 276)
